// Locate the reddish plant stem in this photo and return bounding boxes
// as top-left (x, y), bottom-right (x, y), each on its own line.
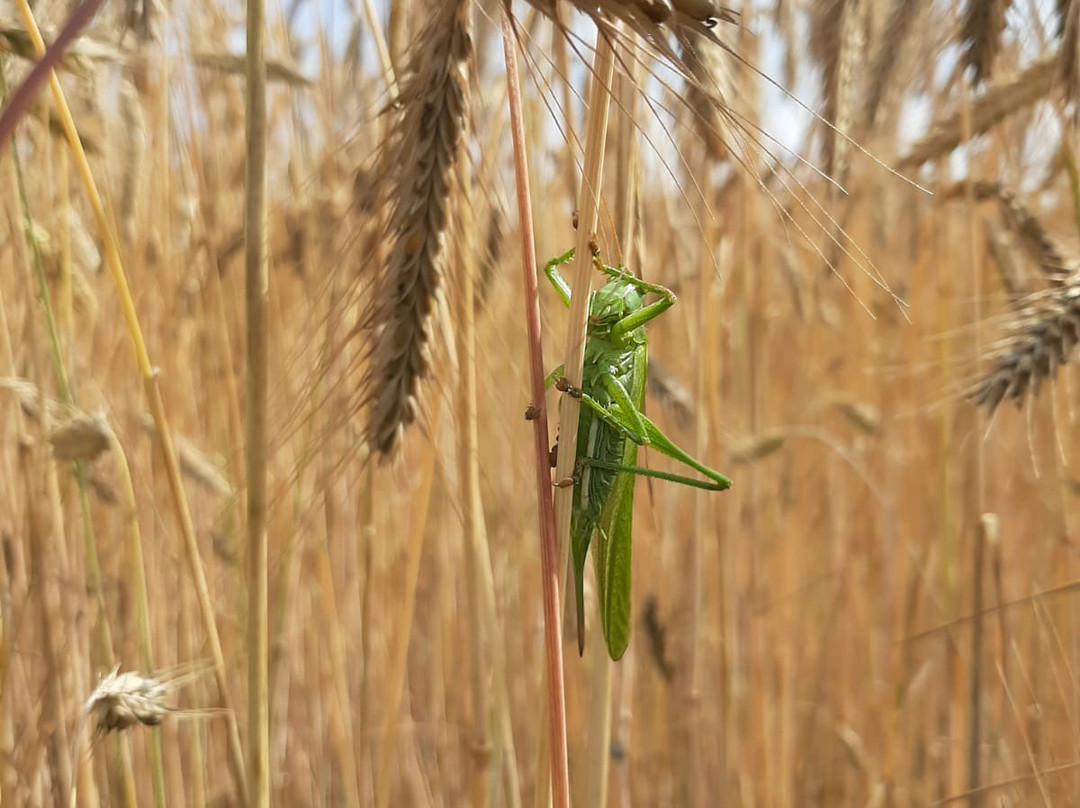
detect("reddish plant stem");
top-left (500, 12), bottom-right (571, 808)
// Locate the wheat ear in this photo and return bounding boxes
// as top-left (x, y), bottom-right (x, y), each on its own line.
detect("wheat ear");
top-left (972, 274), bottom-right (1080, 411)
top-left (864, 0), bottom-right (923, 129)
top-left (1059, 0), bottom-right (1080, 120)
top-left (963, 181), bottom-right (1080, 411)
top-left (683, 25), bottom-right (735, 161)
top-left (364, 0), bottom-right (471, 457)
top-left (809, 0), bottom-right (847, 171)
top-left (960, 0), bottom-right (1010, 85)
top-left (900, 56), bottom-right (1057, 166)
top-left (941, 180), bottom-right (1073, 284)
top-left (1059, 0), bottom-right (1073, 35)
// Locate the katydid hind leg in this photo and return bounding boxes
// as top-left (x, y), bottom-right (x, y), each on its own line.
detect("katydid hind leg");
top-left (640, 414), bottom-right (732, 489)
top-left (599, 373), bottom-right (650, 443)
top-left (572, 518), bottom-right (592, 657)
top-left (584, 457), bottom-right (730, 490)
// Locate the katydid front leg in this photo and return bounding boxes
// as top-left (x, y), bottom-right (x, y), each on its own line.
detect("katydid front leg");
top-left (542, 248), bottom-right (576, 307)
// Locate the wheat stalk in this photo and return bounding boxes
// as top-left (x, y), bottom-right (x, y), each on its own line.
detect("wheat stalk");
top-left (363, 0), bottom-right (471, 457)
top-left (960, 0), bottom-right (1010, 85)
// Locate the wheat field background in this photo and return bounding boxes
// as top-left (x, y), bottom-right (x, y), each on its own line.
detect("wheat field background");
top-left (2, 0), bottom-right (1079, 805)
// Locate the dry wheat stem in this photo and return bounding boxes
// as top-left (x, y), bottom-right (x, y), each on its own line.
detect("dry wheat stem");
top-left (961, 116), bottom-right (987, 800)
top-left (244, 0), bottom-right (270, 796)
top-left (933, 761), bottom-right (1080, 806)
top-left (998, 656), bottom-right (1052, 806)
top-left (450, 88), bottom-right (495, 805)
top-left (312, 541), bottom-right (363, 808)
top-left (374, 412), bottom-right (441, 808)
top-left (13, 257), bottom-right (101, 807)
top-left (460, 280), bottom-right (497, 798)
top-left (552, 27), bottom-right (617, 654)
top-left (101, 418), bottom-right (167, 807)
top-left (364, 0), bottom-right (471, 457)
top-left (585, 39), bottom-right (646, 807)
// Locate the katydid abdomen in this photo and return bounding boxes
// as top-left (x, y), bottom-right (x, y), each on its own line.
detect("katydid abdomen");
top-left (569, 334), bottom-right (647, 660)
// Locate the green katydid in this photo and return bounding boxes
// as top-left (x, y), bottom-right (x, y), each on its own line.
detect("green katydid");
top-left (543, 246), bottom-right (731, 661)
